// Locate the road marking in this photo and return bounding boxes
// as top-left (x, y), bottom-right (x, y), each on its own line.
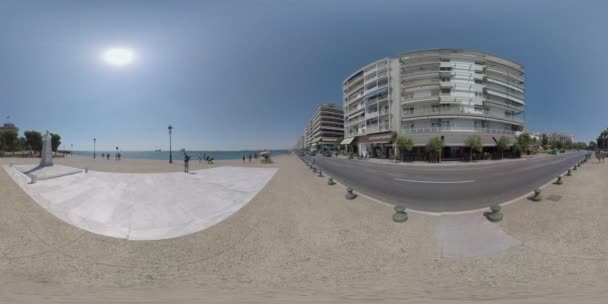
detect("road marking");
top-left (325, 162), bottom-right (352, 168)
top-left (394, 178), bottom-right (476, 184)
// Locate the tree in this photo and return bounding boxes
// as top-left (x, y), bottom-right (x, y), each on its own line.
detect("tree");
top-left (50, 133), bottom-right (61, 153)
top-left (554, 141), bottom-right (563, 150)
top-left (426, 137), bottom-right (443, 163)
top-left (24, 130), bottom-right (42, 153)
top-left (464, 135), bottom-right (483, 161)
top-left (496, 136), bottom-right (510, 159)
top-left (512, 142), bottom-right (522, 157)
top-left (0, 129), bottom-right (18, 154)
top-left (16, 136), bottom-right (27, 151)
top-left (589, 141), bottom-right (597, 151)
top-left (395, 136), bottom-right (414, 161)
top-left (597, 129), bottom-right (608, 150)
top-left (517, 133), bottom-right (531, 154)
top-left (334, 137), bottom-right (343, 152)
top-left (541, 134), bottom-right (549, 147)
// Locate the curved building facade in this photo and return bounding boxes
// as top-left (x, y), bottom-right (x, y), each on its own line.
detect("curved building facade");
top-left (342, 49), bottom-right (525, 159)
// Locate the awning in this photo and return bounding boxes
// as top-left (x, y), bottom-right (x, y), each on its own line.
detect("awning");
top-left (340, 137), bottom-right (355, 145)
top-left (358, 132), bottom-right (397, 144)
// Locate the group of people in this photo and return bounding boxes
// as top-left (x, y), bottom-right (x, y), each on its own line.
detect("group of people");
top-left (182, 152), bottom-right (215, 173)
top-left (100, 152), bottom-right (121, 160)
top-left (242, 153), bottom-right (258, 163)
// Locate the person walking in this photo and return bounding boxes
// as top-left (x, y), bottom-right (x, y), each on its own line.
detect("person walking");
top-left (254, 153), bottom-right (257, 160)
top-left (198, 153), bottom-right (202, 163)
top-left (249, 154), bottom-right (252, 162)
top-left (184, 153), bottom-right (190, 173)
top-left (242, 154), bottom-right (245, 163)
top-left (106, 153), bottom-right (110, 160)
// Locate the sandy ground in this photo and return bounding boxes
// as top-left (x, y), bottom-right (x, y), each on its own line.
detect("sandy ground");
top-left (0, 154), bottom-right (607, 303)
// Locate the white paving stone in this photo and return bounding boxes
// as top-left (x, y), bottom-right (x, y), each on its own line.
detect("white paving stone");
top-left (4, 165), bottom-right (277, 240)
top-left (435, 213), bottom-right (521, 258)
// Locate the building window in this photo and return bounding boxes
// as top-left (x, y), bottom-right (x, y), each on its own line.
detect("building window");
top-left (441, 88), bottom-right (451, 95)
top-left (441, 77), bottom-right (451, 82)
top-left (441, 120), bottom-right (451, 128)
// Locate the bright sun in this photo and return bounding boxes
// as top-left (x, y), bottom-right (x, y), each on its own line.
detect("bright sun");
top-left (103, 48), bottom-right (135, 66)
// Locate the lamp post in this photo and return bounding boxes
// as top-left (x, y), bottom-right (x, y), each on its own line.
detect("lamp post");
top-left (168, 125), bottom-right (173, 163)
top-left (93, 138), bottom-right (96, 159)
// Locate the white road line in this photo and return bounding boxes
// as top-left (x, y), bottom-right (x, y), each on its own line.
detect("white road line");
top-left (394, 178), bottom-right (476, 184)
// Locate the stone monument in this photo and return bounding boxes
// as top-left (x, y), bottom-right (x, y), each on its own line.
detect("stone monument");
top-left (40, 131), bottom-right (54, 167)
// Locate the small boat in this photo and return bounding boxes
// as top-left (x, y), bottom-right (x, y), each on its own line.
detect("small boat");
top-left (154, 149), bottom-right (162, 152)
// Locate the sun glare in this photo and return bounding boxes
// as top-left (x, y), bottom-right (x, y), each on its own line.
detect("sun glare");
top-left (103, 48), bottom-right (135, 66)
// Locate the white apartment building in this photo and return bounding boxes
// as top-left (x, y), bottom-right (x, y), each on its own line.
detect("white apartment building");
top-left (550, 132), bottom-right (575, 144)
top-left (342, 49), bottom-right (525, 159)
top-left (305, 104), bottom-right (344, 151)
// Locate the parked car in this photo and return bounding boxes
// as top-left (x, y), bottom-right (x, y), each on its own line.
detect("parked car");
top-left (309, 151), bottom-right (316, 156)
top-left (322, 151), bottom-right (332, 157)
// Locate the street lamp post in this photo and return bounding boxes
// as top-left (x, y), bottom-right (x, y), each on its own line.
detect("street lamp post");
top-left (168, 125), bottom-right (173, 163)
top-left (93, 138), bottom-right (96, 159)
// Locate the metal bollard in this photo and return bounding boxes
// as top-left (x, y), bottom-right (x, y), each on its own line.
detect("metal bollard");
top-left (345, 187), bottom-right (357, 200)
top-left (327, 177), bottom-right (335, 185)
top-left (312, 167), bottom-right (317, 173)
top-left (573, 165), bottom-right (577, 171)
top-left (85, 167), bottom-right (88, 173)
top-left (566, 169), bottom-right (572, 176)
top-left (29, 175), bottom-right (37, 184)
top-left (393, 205), bottom-right (408, 223)
top-left (317, 170), bottom-right (323, 177)
top-left (530, 188), bottom-right (542, 202)
top-left (486, 205), bottom-right (503, 222)
top-left (555, 176), bottom-right (563, 185)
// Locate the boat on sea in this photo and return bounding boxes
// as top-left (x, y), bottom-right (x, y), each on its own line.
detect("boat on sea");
top-left (154, 149), bottom-right (162, 152)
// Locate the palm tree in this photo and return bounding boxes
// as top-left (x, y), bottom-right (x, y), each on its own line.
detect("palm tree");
top-left (496, 136), bottom-right (510, 159)
top-left (395, 136), bottom-right (414, 161)
top-left (464, 135), bottom-right (483, 162)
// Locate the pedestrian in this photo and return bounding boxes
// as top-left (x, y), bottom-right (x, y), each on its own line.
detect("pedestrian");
top-left (184, 153), bottom-right (190, 173)
top-left (242, 154), bottom-right (245, 162)
top-left (101, 153), bottom-right (104, 158)
top-left (249, 154), bottom-right (252, 162)
top-left (106, 153), bottom-right (109, 160)
top-left (254, 153), bottom-right (257, 160)
top-left (199, 153), bottom-right (202, 163)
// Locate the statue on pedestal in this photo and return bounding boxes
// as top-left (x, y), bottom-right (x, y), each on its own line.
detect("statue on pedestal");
top-left (40, 131), bottom-right (53, 167)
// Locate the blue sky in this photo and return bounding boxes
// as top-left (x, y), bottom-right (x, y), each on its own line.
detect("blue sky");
top-left (0, 0), bottom-right (606, 150)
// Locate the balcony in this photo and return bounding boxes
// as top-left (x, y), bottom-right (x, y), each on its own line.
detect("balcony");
top-left (401, 107), bottom-right (524, 124)
top-left (366, 110), bottom-right (379, 120)
top-left (366, 125), bottom-right (379, 134)
top-left (401, 126), bottom-right (516, 135)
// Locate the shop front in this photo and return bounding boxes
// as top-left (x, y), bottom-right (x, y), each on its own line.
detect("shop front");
top-left (357, 131), bottom-right (397, 159)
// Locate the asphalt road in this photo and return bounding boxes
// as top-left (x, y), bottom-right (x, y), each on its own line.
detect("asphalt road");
top-left (302, 151), bottom-right (588, 212)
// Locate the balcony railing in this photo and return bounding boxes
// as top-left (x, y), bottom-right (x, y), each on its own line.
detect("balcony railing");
top-left (401, 127), bottom-right (516, 135)
top-left (401, 107), bottom-right (523, 123)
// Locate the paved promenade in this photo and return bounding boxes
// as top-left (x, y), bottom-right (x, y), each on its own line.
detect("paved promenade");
top-left (0, 154), bottom-right (606, 303)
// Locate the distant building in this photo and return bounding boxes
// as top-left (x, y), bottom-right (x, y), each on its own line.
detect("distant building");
top-left (343, 49), bottom-right (525, 159)
top-left (305, 104), bottom-right (344, 151)
top-left (550, 132), bottom-right (575, 144)
top-left (0, 123), bottom-right (18, 133)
